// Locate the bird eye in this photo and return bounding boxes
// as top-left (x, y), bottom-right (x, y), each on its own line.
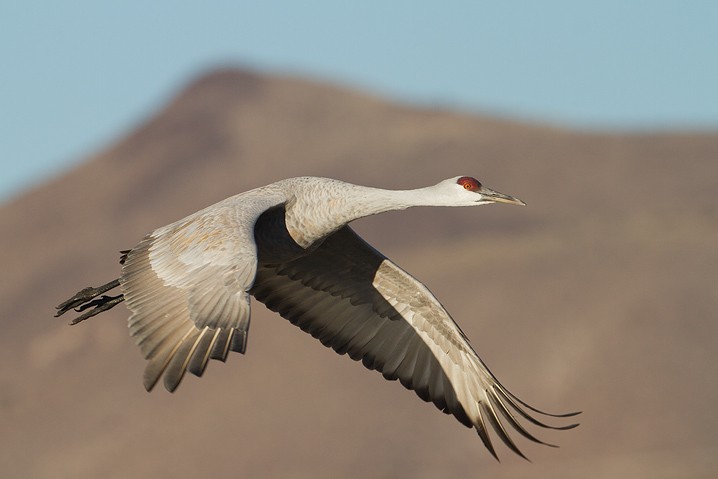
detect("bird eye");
top-left (457, 176), bottom-right (481, 191)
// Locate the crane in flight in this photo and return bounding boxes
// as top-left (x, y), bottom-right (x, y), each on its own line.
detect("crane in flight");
top-left (56, 175), bottom-right (578, 459)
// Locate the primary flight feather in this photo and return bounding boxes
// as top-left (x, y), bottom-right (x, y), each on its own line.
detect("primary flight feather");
top-left (56, 175), bottom-right (578, 460)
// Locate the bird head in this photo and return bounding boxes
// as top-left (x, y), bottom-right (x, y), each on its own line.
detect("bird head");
top-left (430, 176), bottom-right (526, 207)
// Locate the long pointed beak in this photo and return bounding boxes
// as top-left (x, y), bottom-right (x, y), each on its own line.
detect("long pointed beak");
top-left (479, 186), bottom-right (526, 206)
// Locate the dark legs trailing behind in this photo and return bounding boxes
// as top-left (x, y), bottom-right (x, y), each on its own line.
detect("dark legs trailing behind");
top-left (55, 278), bottom-right (125, 325)
top-left (55, 250), bottom-right (131, 325)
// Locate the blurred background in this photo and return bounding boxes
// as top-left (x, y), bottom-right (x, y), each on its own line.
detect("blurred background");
top-left (1, 2), bottom-right (717, 478)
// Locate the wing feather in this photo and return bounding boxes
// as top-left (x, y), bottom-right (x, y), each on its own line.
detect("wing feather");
top-left (187, 328), bottom-right (222, 377)
top-left (251, 226), bottom-right (577, 458)
top-left (208, 327), bottom-right (233, 361)
top-left (120, 191), bottom-right (285, 391)
top-left (163, 328), bottom-right (206, 391)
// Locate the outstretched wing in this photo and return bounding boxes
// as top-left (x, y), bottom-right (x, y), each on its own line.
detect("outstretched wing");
top-left (121, 193), bottom-right (285, 392)
top-left (251, 226), bottom-right (578, 459)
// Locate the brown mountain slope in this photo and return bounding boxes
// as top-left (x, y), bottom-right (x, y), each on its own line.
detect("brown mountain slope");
top-left (1, 68), bottom-right (717, 478)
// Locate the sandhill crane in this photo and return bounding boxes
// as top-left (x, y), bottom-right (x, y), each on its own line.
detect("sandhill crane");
top-left (56, 175), bottom-right (578, 459)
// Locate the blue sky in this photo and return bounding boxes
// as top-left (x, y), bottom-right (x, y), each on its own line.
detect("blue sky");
top-left (1, 1), bottom-right (717, 201)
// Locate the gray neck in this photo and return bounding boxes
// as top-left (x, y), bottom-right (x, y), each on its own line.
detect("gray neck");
top-left (285, 182), bottom-right (454, 248)
top-left (346, 185), bottom-right (427, 214)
